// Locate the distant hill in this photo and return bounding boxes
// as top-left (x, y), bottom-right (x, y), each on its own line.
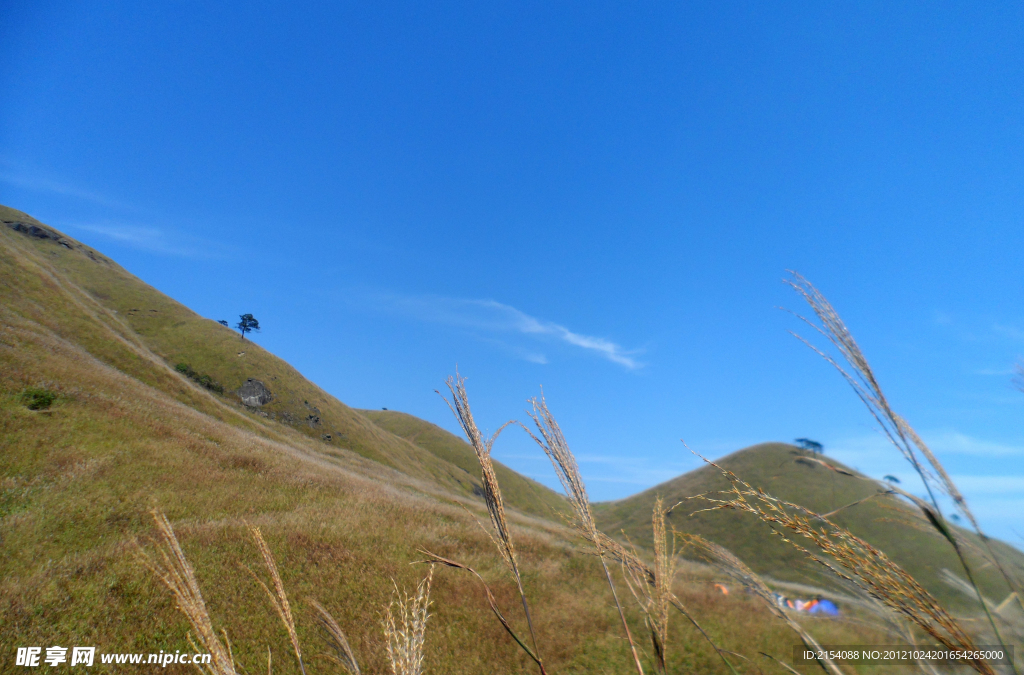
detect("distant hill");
top-left (594, 442), bottom-right (1024, 610)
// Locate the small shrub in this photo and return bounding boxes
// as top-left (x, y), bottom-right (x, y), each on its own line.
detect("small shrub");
top-left (21, 387), bottom-right (57, 410)
top-left (173, 363), bottom-right (224, 394)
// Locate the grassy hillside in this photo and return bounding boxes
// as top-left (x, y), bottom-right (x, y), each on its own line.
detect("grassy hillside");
top-left (595, 442), bottom-right (1024, 611)
top-left (0, 204), bottom-right (554, 509)
top-left (358, 409), bottom-right (569, 521)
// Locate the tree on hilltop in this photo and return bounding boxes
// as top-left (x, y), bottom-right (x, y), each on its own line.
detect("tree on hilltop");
top-left (794, 438), bottom-right (823, 454)
top-left (236, 313), bottom-right (260, 340)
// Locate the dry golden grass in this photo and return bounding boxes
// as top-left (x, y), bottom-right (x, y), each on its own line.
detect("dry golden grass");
top-left (615, 498), bottom-right (746, 675)
top-left (437, 373), bottom-right (547, 673)
top-left (310, 598), bottom-right (361, 674)
top-left (382, 568), bottom-right (434, 675)
top-left (674, 531), bottom-right (844, 675)
top-left (787, 275), bottom-right (1022, 596)
top-left (626, 497), bottom-right (676, 672)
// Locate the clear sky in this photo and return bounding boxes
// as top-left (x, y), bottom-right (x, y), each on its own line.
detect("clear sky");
top-left (2, 2), bottom-right (1023, 545)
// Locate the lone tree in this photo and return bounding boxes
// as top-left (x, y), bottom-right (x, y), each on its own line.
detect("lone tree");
top-left (794, 438), bottom-right (823, 454)
top-left (236, 313), bottom-right (260, 340)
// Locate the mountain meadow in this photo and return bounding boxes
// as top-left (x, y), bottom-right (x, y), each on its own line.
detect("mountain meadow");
top-left (2, 203), bottom-right (1022, 674)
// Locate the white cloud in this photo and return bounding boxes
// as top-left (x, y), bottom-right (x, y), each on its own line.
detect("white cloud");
top-left (380, 294), bottom-right (642, 369)
top-left (68, 222), bottom-right (215, 258)
top-left (927, 431), bottom-right (1024, 457)
top-left (0, 168), bottom-right (128, 209)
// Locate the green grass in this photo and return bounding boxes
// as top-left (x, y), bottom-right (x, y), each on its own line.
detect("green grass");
top-left (19, 387), bottom-right (57, 410)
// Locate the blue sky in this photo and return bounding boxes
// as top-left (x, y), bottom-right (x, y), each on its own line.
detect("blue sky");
top-left (2, 1), bottom-right (1023, 546)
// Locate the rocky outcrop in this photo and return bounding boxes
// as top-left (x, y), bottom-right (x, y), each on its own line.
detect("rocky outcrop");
top-left (4, 220), bottom-right (109, 262)
top-left (6, 220), bottom-right (71, 245)
top-left (239, 378), bottom-right (273, 406)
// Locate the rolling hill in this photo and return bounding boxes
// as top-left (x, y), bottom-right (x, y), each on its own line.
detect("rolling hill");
top-left (594, 442), bottom-right (1024, 611)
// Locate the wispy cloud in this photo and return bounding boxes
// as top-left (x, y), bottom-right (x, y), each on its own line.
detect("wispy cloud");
top-left (927, 430), bottom-right (1024, 457)
top-left (379, 294), bottom-right (643, 369)
top-left (0, 167), bottom-right (129, 210)
top-left (68, 222), bottom-right (216, 259)
top-left (949, 475), bottom-right (1024, 494)
top-left (475, 336), bottom-right (549, 365)
top-left (827, 430), bottom-right (1024, 477)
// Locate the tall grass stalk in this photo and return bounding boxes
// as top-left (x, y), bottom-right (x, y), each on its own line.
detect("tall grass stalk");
top-left (437, 373), bottom-right (546, 674)
top-left (141, 513), bottom-right (370, 675)
top-left (522, 392), bottom-right (646, 675)
top-left (801, 453), bottom-right (1023, 639)
top-left (416, 549), bottom-right (547, 669)
top-left (246, 525), bottom-right (307, 675)
top-left (310, 599), bottom-right (362, 675)
top-left (587, 527), bottom-right (740, 675)
top-left (382, 568), bottom-right (434, 675)
top-left (786, 271), bottom-right (1024, 646)
top-left (135, 511), bottom-right (238, 675)
top-left (691, 459), bottom-right (996, 675)
top-left (614, 498), bottom-right (740, 675)
top-left (619, 497), bottom-right (674, 673)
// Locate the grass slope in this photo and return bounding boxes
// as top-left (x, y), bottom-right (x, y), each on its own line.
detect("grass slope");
top-left (595, 442), bottom-right (1024, 610)
top-left (358, 409), bottom-right (568, 521)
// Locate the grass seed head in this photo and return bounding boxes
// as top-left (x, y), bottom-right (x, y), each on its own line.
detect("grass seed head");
top-left (136, 511), bottom-right (237, 675)
top-left (691, 460), bottom-right (994, 675)
top-left (311, 599), bottom-right (361, 675)
top-left (382, 567), bottom-right (434, 675)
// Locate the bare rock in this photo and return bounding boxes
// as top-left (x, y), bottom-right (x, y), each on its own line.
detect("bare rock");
top-left (239, 378), bottom-right (273, 406)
